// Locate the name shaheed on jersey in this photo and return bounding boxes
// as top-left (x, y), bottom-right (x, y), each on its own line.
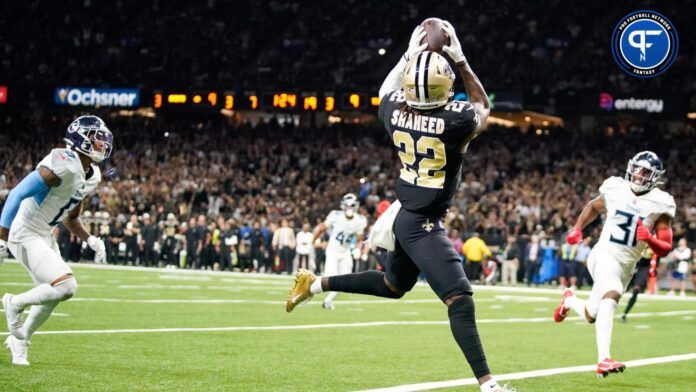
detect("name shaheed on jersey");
top-left (286, 21), bottom-right (512, 392)
top-left (0, 115), bottom-right (113, 366)
top-left (555, 151), bottom-right (675, 378)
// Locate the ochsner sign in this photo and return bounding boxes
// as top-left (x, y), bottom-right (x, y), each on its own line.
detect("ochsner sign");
top-left (599, 92), bottom-right (663, 113)
top-left (55, 87), bottom-right (140, 108)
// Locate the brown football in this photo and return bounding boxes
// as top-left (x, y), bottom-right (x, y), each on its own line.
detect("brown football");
top-left (420, 17), bottom-right (450, 54)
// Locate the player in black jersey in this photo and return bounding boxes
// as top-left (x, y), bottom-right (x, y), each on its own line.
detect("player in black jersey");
top-left (620, 248), bottom-right (658, 322)
top-left (286, 22), bottom-right (508, 392)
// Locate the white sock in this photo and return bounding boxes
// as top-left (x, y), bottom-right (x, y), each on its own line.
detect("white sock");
top-left (595, 298), bottom-right (617, 362)
top-left (21, 301), bottom-right (59, 341)
top-left (12, 283), bottom-right (67, 308)
top-left (564, 295), bottom-right (587, 319)
top-left (324, 291), bottom-right (339, 303)
top-left (480, 378), bottom-right (498, 391)
top-left (310, 277), bottom-right (324, 294)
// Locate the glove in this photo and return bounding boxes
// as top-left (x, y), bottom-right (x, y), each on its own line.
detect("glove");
top-left (87, 235), bottom-right (106, 264)
top-left (441, 20), bottom-right (467, 64)
top-left (566, 227), bottom-right (583, 245)
top-left (403, 25), bottom-right (427, 61)
top-left (636, 219), bottom-right (651, 242)
top-left (0, 239), bottom-right (7, 266)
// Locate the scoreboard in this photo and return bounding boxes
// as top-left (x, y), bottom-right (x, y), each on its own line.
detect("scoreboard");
top-left (152, 91), bottom-right (379, 112)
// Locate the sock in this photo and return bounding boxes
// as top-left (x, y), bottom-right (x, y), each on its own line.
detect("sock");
top-left (21, 301), bottom-right (59, 341)
top-left (327, 270), bottom-right (403, 299)
top-left (11, 279), bottom-right (76, 308)
top-left (564, 295), bottom-right (587, 319)
top-left (310, 277), bottom-right (324, 294)
top-left (480, 378), bottom-right (499, 391)
top-left (448, 295), bottom-right (491, 379)
top-left (324, 291), bottom-right (339, 304)
top-left (623, 289), bottom-right (639, 316)
top-left (595, 298), bottom-right (617, 361)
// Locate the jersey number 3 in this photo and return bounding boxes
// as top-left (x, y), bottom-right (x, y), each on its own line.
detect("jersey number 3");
top-left (609, 210), bottom-right (643, 247)
top-left (393, 131), bottom-right (446, 189)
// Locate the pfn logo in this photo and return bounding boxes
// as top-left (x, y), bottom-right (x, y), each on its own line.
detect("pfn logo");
top-left (611, 11), bottom-right (678, 78)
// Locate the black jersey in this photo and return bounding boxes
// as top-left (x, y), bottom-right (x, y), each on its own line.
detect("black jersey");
top-left (378, 90), bottom-right (479, 216)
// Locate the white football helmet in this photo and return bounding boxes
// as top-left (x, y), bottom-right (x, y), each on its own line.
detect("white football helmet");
top-left (341, 193), bottom-right (359, 218)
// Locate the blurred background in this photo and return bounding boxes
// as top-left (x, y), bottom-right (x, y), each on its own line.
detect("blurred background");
top-left (1, 0), bottom-right (694, 291)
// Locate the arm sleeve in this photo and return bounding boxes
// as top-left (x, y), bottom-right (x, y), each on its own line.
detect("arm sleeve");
top-left (379, 57), bottom-right (407, 99)
top-left (0, 171), bottom-right (51, 229)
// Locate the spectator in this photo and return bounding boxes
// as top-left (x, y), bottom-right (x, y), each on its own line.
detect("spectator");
top-left (668, 238), bottom-right (691, 297)
top-left (558, 234), bottom-right (579, 290)
top-left (462, 232), bottom-right (491, 283)
top-left (273, 218), bottom-right (296, 274)
top-left (500, 235), bottom-right (521, 286)
top-left (295, 223), bottom-right (314, 272)
top-left (140, 213), bottom-right (160, 267)
top-left (524, 234), bottom-right (543, 286)
top-left (449, 228), bottom-right (464, 263)
top-left (124, 215), bottom-right (140, 266)
top-left (575, 236), bottom-right (593, 289)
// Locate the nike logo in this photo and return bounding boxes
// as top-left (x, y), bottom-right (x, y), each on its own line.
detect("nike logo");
top-left (291, 294), bottom-right (304, 304)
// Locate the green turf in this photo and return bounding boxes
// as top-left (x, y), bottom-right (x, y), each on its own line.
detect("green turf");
top-left (1, 262), bottom-right (695, 391)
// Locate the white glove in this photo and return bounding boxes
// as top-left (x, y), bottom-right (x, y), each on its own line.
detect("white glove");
top-left (442, 20), bottom-right (467, 64)
top-left (87, 235), bottom-right (106, 264)
top-left (0, 239), bottom-right (7, 266)
top-left (403, 25), bottom-right (427, 61)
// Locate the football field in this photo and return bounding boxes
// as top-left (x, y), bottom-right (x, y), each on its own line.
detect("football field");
top-left (1, 262), bottom-right (695, 391)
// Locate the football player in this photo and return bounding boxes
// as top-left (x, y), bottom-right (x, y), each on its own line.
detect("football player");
top-left (286, 23), bottom-right (510, 392)
top-left (310, 193), bottom-right (367, 309)
top-left (0, 115), bottom-right (112, 366)
top-left (555, 151), bottom-right (675, 378)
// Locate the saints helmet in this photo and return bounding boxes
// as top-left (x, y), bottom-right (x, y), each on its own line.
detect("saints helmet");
top-left (403, 51), bottom-right (455, 110)
top-left (625, 151), bottom-right (664, 193)
top-left (65, 115), bottom-right (113, 163)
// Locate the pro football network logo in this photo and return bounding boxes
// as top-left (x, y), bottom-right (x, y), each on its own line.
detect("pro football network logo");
top-left (611, 10), bottom-right (678, 78)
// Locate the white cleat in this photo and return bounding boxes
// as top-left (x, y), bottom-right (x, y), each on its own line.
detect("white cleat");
top-left (2, 293), bottom-right (26, 340)
top-left (4, 335), bottom-right (30, 366)
top-left (322, 301), bottom-right (335, 310)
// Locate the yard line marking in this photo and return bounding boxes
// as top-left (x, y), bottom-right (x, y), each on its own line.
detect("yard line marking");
top-left (69, 298), bottom-right (445, 305)
top-left (1, 309), bottom-right (693, 336)
top-left (355, 353), bottom-right (696, 392)
top-left (4, 259), bottom-right (696, 302)
top-left (1, 310), bottom-right (68, 317)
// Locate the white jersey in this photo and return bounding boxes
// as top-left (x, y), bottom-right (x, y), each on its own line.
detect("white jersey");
top-left (324, 210), bottom-right (367, 252)
top-left (594, 176), bottom-right (676, 266)
top-left (9, 148), bottom-right (101, 241)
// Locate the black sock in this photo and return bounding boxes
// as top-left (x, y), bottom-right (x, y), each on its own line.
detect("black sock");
top-left (327, 270), bottom-right (403, 299)
top-left (623, 289), bottom-right (640, 315)
top-left (448, 294), bottom-right (491, 379)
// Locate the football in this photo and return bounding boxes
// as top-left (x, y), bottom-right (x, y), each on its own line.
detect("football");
top-left (420, 17), bottom-right (450, 53)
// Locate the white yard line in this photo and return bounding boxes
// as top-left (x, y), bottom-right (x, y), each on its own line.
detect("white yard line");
top-left (355, 353), bottom-right (696, 392)
top-left (0, 309), bottom-right (692, 336)
top-left (4, 259), bottom-right (696, 302)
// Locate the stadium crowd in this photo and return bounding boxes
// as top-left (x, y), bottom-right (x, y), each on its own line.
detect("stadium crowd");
top-left (2, 1), bottom-right (695, 95)
top-left (1, 114), bottom-right (695, 287)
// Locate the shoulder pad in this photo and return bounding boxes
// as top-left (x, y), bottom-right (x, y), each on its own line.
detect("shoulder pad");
top-left (599, 176), bottom-right (626, 194)
top-left (648, 189), bottom-right (676, 218)
top-left (38, 148), bottom-right (81, 178)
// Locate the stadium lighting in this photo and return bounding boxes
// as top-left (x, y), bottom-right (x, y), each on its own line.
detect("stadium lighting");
top-left (378, 48), bottom-right (386, 55)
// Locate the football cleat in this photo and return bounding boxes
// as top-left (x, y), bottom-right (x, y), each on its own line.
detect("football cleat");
top-left (620, 314), bottom-right (627, 323)
top-left (4, 335), bottom-right (30, 366)
top-left (553, 289), bottom-right (574, 323)
top-left (322, 301), bottom-right (335, 310)
top-left (2, 293), bottom-right (26, 340)
top-left (285, 269), bottom-right (316, 313)
top-left (596, 358), bottom-right (625, 378)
